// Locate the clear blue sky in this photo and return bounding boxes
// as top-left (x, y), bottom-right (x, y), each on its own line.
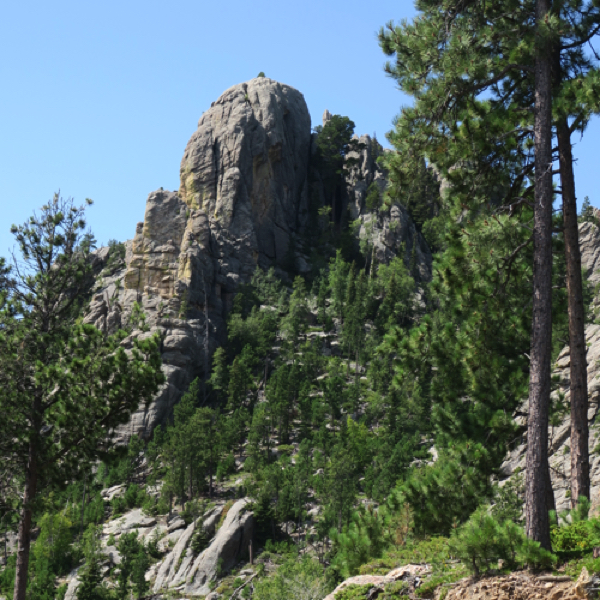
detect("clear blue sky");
top-left (1, 0), bottom-right (598, 256)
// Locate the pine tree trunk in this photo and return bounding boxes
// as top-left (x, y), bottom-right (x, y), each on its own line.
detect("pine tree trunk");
top-left (526, 0), bottom-right (554, 551)
top-left (556, 118), bottom-right (590, 506)
top-left (13, 439), bottom-right (38, 600)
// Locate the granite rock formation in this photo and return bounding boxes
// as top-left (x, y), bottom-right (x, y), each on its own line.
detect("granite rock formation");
top-left (86, 78), bottom-right (433, 442)
top-left (344, 134), bottom-right (432, 282)
top-left (152, 499), bottom-right (254, 596)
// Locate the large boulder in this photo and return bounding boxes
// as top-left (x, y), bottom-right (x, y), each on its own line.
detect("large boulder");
top-left (184, 499), bottom-right (254, 596)
top-left (152, 499), bottom-right (253, 596)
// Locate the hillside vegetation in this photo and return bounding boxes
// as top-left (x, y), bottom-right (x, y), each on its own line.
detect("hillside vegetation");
top-left (3, 1), bottom-right (600, 597)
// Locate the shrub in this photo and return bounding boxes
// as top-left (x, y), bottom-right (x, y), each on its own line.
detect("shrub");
top-left (449, 507), bottom-right (556, 576)
top-left (111, 495), bottom-right (126, 516)
top-left (252, 556), bottom-right (330, 600)
top-left (181, 499), bottom-right (206, 525)
top-left (217, 453), bottom-right (237, 481)
top-left (550, 497), bottom-right (600, 558)
top-left (191, 526), bottom-right (211, 555)
top-left (125, 484), bottom-right (145, 508)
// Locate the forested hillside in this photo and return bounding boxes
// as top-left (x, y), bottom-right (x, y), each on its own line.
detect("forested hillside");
top-left (3, 1), bottom-right (600, 598)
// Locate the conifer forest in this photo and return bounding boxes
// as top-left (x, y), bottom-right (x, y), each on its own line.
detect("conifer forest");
top-left (3, 1), bottom-right (600, 599)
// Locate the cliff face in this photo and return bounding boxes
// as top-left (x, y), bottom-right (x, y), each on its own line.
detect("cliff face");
top-left (86, 78), bottom-right (432, 443)
top-left (345, 133), bottom-right (432, 282)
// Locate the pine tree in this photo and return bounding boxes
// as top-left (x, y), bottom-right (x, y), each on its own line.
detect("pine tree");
top-left (0, 196), bottom-right (164, 600)
top-left (377, 0), bottom-right (580, 548)
top-left (550, 3), bottom-right (600, 507)
top-left (77, 525), bottom-right (105, 600)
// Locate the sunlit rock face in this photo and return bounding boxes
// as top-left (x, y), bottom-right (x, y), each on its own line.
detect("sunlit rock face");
top-left (90, 79), bottom-right (313, 442)
top-left (86, 78), bottom-right (431, 443)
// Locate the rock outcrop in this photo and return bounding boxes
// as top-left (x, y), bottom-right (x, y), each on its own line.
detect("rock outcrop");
top-left (152, 499), bottom-right (254, 596)
top-left (441, 570), bottom-right (597, 600)
top-left (85, 78), bottom-right (433, 442)
top-left (580, 221), bottom-right (600, 286)
top-left (323, 564), bottom-right (430, 600)
top-left (324, 566), bottom-right (599, 600)
top-left (345, 135), bottom-right (432, 282)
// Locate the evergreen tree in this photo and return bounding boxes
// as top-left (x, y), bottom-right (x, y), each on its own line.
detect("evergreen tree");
top-left (314, 115), bottom-right (357, 224)
top-left (77, 525), bottom-right (105, 600)
top-left (281, 276), bottom-right (309, 350)
top-left (0, 196), bottom-right (164, 600)
top-left (378, 0), bottom-right (575, 548)
top-left (116, 532), bottom-right (149, 600)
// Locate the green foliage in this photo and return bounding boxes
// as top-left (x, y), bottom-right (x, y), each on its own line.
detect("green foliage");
top-left (33, 512), bottom-right (76, 577)
top-left (77, 525), bottom-right (108, 600)
top-left (252, 556), bottom-right (330, 600)
top-left (314, 115), bottom-right (356, 177)
top-left (549, 497), bottom-right (600, 559)
top-left (491, 473), bottom-right (525, 525)
top-left (156, 379), bottom-right (221, 505)
top-left (580, 197), bottom-right (598, 225)
top-left (102, 240), bottom-right (126, 276)
top-left (191, 526), bottom-right (211, 555)
top-left (365, 183), bottom-right (381, 212)
top-left (330, 492), bottom-right (407, 579)
top-left (257, 72), bottom-right (265, 78)
top-left (116, 532), bottom-right (149, 599)
top-left (333, 584), bottom-right (373, 600)
top-left (448, 507), bottom-right (556, 576)
top-left (0, 195), bottom-right (164, 597)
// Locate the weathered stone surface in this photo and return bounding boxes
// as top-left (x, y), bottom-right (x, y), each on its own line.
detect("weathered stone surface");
top-left (153, 518), bottom-right (197, 592)
top-left (580, 221), bottom-right (600, 285)
top-left (151, 504), bottom-right (222, 593)
top-left (86, 79), bottom-right (432, 443)
top-left (63, 568), bottom-right (80, 600)
top-left (179, 77), bottom-right (312, 270)
top-left (184, 499), bottom-right (254, 596)
top-left (167, 517), bottom-right (186, 533)
top-left (441, 569), bottom-right (597, 600)
top-left (345, 134), bottom-right (432, 282)
top-left (103, 508), bottom-right (157, 537)
top-left (323, 575), bottom-right (397, 600)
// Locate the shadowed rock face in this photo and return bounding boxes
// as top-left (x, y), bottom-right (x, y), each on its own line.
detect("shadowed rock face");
top-left (344, 134), bottom-right (432, 282)
top-left (85, 78), bottom-right (432, 443)
top-left (88, 79), bottom-right (312, 442)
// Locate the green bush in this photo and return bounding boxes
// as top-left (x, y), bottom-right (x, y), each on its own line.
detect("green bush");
top-left (448, 507), bottom-right (556, 576)
top-left (181, 499), bottom-right (206, 525)
top-left (550, 497), bottom-right (600, 558)
top-left (191, 526), bottom-right (211, 555)
top-left (252, 556), bottom-right (330, 600)
top-left (216, 453), bottom-right (237, 481)
top-left (330, 495), bottom-right (405, 579)
top-left (125, 484), bottom-right (144, 508)
top-left (334, 584), bottom-right (373, 599)
top-left (111, 494), bottom-right (126, 516)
